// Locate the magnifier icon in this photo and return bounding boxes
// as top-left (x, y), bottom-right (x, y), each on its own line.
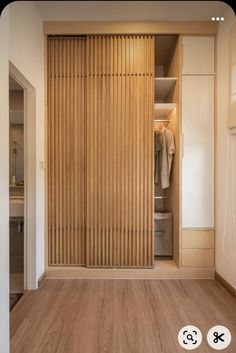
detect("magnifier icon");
top-left (179, 326), bottom-right (202, 349)
top-left (187, 334), bottom-right (194, 342)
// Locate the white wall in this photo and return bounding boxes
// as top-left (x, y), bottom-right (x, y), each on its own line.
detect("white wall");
top-left (8, 1), bottom-right (45, 282)
top-left (0, 2), bottom-right (44, 351)
top-left (216, 6), bottom-right (236, 289)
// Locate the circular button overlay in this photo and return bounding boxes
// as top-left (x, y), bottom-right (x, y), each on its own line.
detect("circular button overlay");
top-left (207, 325), bottom-right (231, 350)
top-left (178, 325), bottom-right (202, 350)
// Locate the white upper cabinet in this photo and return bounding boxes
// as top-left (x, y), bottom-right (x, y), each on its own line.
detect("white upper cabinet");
top-left (182, 35), bottom-right (215, 229)
top-left (182, 36), bottom-right (214, 75)
top-left (182, 75), bottom-right (214, 228)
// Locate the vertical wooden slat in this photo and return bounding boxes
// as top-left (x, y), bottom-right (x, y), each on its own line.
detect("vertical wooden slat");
top-left (47, 36), bottom-right (86, 266)
top-left (58, 38), bottom-right (63, 265)
top-left (136, 36), bottom-right (140, 267)
top-left (55, 38), bottom-right (59, 265)
top-left (101, 36), bottom-right (105, 267)
top-left (48, 38), bottom-right (52, 263)
top-left (110, 36), bottom-right (114, 267)
top-left (145, 37), bottom-right (148, 266)
top-left (86, 36), bottom-right (90, 265)
top-left (74, 38), bottom-right (78, 264)
top-left (150, 37), bottom-right (155, 266)
top-left (62, 37), bottom-right (66, 264)
top-left (144, 36), bottom-right (148, 266)
top-left (114, 36), bottom-right (119, 266)
top-left (66, 38), bottom-right (69, 263)
top-left (70, 38), bottom-right (74, 264)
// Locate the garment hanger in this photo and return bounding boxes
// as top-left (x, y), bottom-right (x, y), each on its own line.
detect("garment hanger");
top-left (154, 119), bottom-right (169, 133)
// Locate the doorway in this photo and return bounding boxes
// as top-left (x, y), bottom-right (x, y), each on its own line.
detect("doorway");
top-left (9, 76), bottom-right (24, 309)
top-left (9, 61), bottom-right (38, 306)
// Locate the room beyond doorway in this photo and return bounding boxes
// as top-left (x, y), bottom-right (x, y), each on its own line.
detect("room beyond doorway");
top-left (9, 76), bottom-right (24, 310)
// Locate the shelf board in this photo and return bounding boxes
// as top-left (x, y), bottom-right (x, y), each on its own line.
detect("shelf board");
top-left (155, 77), bottom-right (177, 102)
top-left (154, 103), bottom-right (177, 118)
top-left (9, 110), bottom-right (24, 124)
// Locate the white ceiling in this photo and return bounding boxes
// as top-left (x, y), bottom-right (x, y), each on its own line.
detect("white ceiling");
top-left (34, 1), bottom-right (232, 22)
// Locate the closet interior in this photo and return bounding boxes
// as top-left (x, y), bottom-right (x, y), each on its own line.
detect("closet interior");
top-left (154, 35), bottom-right (180, 264)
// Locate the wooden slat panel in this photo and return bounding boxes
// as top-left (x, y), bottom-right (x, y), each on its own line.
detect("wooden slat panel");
top-left (47, 36), bottom-right (86, 266)
top-left (86, 35), bottom-right (154, 267)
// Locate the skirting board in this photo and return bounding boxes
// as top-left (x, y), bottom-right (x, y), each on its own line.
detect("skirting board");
top-left (215, 272), bottom-right (236, 299)
top-left (38, 272), bottom-right (46, 288)
top-left (46, 261), bottom-right (215, 279)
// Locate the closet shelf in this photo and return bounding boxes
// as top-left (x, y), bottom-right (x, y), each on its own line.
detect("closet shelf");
top-left (155, 77), bottom-right (177, 102)
top-left (9, 110), bottom-right (24, 124)
top-left (154, 103), bottom-right (177, 118)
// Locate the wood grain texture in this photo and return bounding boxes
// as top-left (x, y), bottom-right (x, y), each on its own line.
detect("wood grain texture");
top-left (182, 229), bottom-right (215, 249)
top-left (48, 35), bottom-right (154, 268)
top-left (47, 37), bottom-right (86, 266)
top-left (182, 249), bottom-right (215, 267)
top-left (86, 35), bottom-right (154, 267)
top-left (43, 21), bottom-right (218, 35)
top-left (11, 279), bottom-right (236, 353)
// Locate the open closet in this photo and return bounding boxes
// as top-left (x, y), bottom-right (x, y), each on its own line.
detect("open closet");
top-left (153, 35), bottom-right (180, 264)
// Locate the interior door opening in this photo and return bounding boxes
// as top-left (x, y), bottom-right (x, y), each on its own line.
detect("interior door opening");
top-left (9, 76), bottom-right (25, 310)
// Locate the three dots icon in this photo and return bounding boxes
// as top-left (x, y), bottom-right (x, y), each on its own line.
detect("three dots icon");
top-left (211, 17), bottom-right (224, 21)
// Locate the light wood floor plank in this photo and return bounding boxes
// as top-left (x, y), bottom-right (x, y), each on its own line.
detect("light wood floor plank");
top-left (10, 279), bottom-right (236, 353)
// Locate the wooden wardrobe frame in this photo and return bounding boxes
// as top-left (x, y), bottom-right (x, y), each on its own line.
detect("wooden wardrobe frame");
top-left (44, 21), bottom-right (218, 273)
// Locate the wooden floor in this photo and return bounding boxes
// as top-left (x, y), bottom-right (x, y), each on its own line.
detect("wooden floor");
top-left (11, 279), bottom-right (236, 353)
top-left (10, 293), bottom-right (23, 311)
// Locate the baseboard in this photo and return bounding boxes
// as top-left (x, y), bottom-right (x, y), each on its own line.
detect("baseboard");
top-left (38, 272), bottom-right (46, 288)
top-left (45, 262), bottom-right (215, 279)
top-left (215, 272), bottom-right (236, 299)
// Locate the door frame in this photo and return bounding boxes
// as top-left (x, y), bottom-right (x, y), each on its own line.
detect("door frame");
top-left (9, 61), bottom-right (37, 290)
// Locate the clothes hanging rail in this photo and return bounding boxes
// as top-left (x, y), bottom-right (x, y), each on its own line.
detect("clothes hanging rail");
top-left (154, 196), bottom-right (168, 199)
top-left (154, 119), bottom-right (170, 122)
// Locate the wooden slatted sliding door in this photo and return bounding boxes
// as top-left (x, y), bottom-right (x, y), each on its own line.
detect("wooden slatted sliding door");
top-left (86, 36), bottom-right (154, 267)
top-left (47, 36), bottom-right (86, 266)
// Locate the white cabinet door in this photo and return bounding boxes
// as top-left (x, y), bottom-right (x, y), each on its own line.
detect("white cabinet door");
top-left (182, 75), bottom-right (214, 228)
top-left (182, 36), bottom-right (214, 75)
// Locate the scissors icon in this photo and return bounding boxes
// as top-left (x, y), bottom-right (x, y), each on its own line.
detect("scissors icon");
top-left (213, 332), bottom-right (225, 343)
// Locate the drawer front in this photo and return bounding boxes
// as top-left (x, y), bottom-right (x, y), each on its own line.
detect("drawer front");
top-left (182, 229), bottom-right (214, 249)
top-left (182, 249), bottom-right (214, 267)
